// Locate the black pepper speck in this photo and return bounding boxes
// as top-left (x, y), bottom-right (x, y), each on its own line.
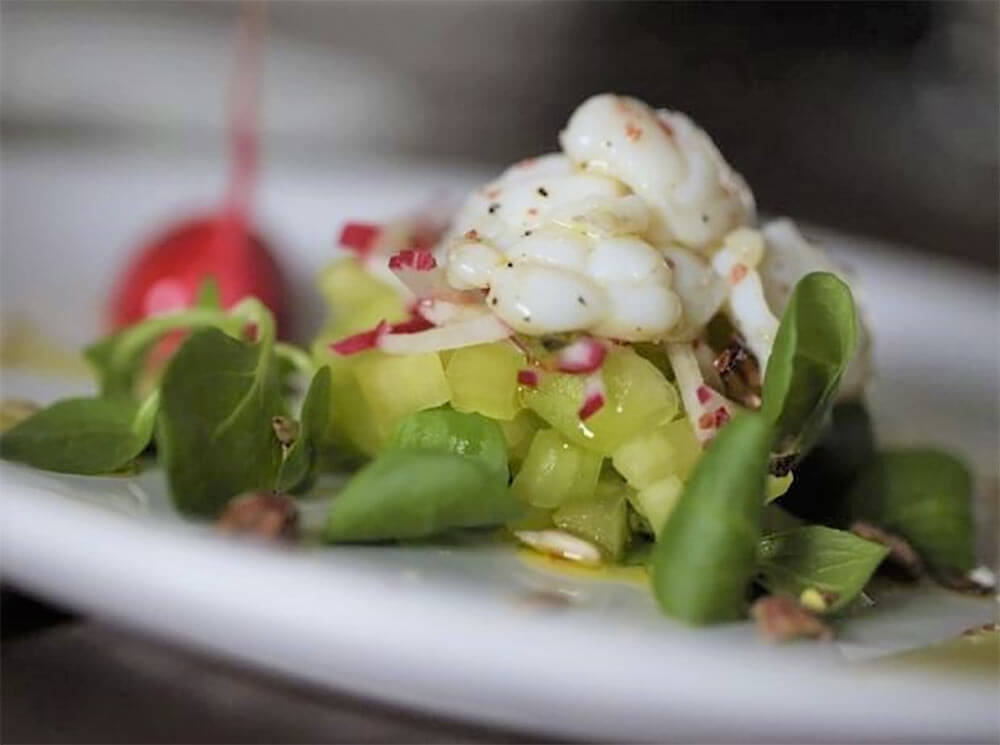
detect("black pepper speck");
top-left (488, 203), bottom-right (501, 214)
top-left (537, 187), bottom-right (549, 197)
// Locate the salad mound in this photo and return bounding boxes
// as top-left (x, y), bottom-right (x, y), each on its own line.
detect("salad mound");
top-left (1, 94), bottom-right (990, 638)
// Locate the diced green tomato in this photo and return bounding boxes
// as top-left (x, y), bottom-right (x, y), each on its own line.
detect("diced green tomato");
top-left (445, 342), bottom-right (525, 421)
top-left (353, 352), bottom-right (451, 444)
top-left (634, 475), bottom-right (683, 538)
top-left (765, 472), bottom-right (794, 502)
top-left (506, 505), bottom-right (554, 532)
top-left (633, 342), bottom-right (673, 379)
top-left (553, 477), bottom-right (630, 560)
top-left (611, 418), bottom-right (701, 489)
top-left (510, 428), bottom-right (602, 508)
top-left (522, 347), bottom-right (679, 455)
top-left (500, 409), bottom-right (543, 469)
top-left (317, 258), bottom-right (406, 323)
top-left (332, 368), bottom-right (383, 456)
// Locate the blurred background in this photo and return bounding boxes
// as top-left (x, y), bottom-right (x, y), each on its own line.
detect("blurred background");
top-left (2, 0), bottom-right (997, 266)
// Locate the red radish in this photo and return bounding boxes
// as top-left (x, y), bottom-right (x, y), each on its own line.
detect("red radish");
top-left (387, 315), bottom-right (435, 335)
top-left (388, 249), bottom-right (437, 271)
top-left (108, 5), bottom-right (288, 335)
top-left (387, 248), bottom-right (448, 300)
top-left (338, 222), bottom-right (382, 258)
top-left (330, 320), bottom-right (389, 355)
top-left (578, 373), bottom-right (606, 420)
top-left (517, 368), bottom-right (540, 387)
top-left (556, 337), bottom-right (607, 374)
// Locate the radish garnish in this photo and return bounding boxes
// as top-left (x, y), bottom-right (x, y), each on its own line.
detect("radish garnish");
top-left (338, 222), bottom-right (381, 258)
top-left (578, 373), bottom-right (606, 420)
top-left (665, 341), bottom-right (738, 445)
top-left (417, 297), bottom-right (491, 326)
top-left (388, 315), bottom-right (435, 335)
top-left (556, 336), bottom-right (607, 374)
top-left (517, 368), bottom-right (540, 387)
top-left (388, 249), bottom-right (437, 271)
top-left (379, 313), bottom-right (512, 355)
top-left (387, 248), bottom-right (448, 300)
top-left (330, 320), bottom-right (388, 355)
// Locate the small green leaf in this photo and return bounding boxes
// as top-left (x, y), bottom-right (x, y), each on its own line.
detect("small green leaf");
top-left (194, 277), bottom-right (223, 310)
top-left (275, 366), bottom-right (332, 494)
top-left (387, 406), bottom-right (509, 486)
top-left (847, 449), bottom-right (975, 573)
top-left (0, 391), bottom-right (159, 474)
top-left (762, 272), bottom-right (857, 455)
top-left (758, 525), bottom-right (888, 613)
top-left (85, 307), bottom-right (239, 398)
top-left (157, 320), bottom-right (285, 517)
top-left (323, 450), bottom-right (522, 542)
top-left (651, 413), bottom-right (774, 625)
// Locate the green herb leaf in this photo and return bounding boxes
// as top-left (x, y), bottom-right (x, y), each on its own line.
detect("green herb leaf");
top-left (194, 276), bottom-right (223, 310)
top-left (847, 449), bottom-right (975, 573)
top-left (0, 390), bottom-right (159, 474)
top-left (85, 308), bottom-right (240, 398)
top-left (758, 525), bottom-right (889, 613)
top-left (762, 272), bottom-right (857, 455)
top-left (386, 406), bottom-right (509, 486)
top-left (651, 413), bottom-right (774, 625)
top-left (323, 450), bottom-right (522, 542)
top-left (156, 317), bottom-right (285, 517)
top-left (275, 366), bottom-right (332, 494)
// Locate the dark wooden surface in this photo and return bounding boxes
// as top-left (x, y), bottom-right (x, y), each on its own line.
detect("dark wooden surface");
top-left (0, 587), bottom-right (549, 744)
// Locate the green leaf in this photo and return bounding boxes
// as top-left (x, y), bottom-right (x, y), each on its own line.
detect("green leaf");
top-left (762, 272), bottom-right (857, 455)
top-left (194, 277), bottom-right (223, 310)
top-left (651, 413), bottom-right (774, 625)
top-left (85, 307), bottom-right (240, 398)
top-left (156, 320), bottom-right (286, 517)
top-left (847, 449), bottom-right (975, 573)
top-left (386, 406), bottom-right (509, 486)
top-left (0, 391), bottom-right (159, 474)
top-left (275, 366), bottom-right (332, 494)
top-left (758, 525), bottom-right (888, 613)
top-left (323, 450), bottom-right (522, 542)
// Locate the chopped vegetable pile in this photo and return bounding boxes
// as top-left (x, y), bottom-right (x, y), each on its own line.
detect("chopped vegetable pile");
top-left (1, 94), bottom-right (992, 637)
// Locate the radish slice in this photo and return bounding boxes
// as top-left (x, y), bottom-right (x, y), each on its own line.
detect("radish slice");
top-left (578, 373), bottom-right (606, 420)
top-left (330, 320), bottom-right (389, 355)
top-left (379, 313), bottom-right (512, 355)
top-left (665, 341), bottom-right (737, 445)
top-left (387, 248), bottom-right (448, 300)
top-left (388, 315), bottom-right (435, 334)
top-left (517, 368), bottom-right (540, 387)
top-left (339, 222), bottom-right (381, 258)
top-left (556, 336), bottom-right (607, 374)
top-left (416, 298), bottom-right (490, 326)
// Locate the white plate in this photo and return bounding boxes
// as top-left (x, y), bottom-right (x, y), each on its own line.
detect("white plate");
top-left (1, 144), bottom-right (997, 742)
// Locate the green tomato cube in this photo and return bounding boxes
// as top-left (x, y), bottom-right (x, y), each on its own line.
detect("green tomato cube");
top-left (522, 347), bottom-right (679, 455)
top-left (635, 475), bottom-right (684, 538)
top-left (353, 352), bottom-right (451, 444)
top-left (317, 258), bottom-right (407, 323)
top-left (612, 418), bottom-right (701, 489)
top-left (446, 342), bottom-right (525, 421)
top-left (765, 472), bottom-right (794, 502)
top-left (553, 477), bottom-right (630, 560)
top-left (511, 428), bottom-right (602, 508)
top-left (500, 409), bottom-right (543, 469)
